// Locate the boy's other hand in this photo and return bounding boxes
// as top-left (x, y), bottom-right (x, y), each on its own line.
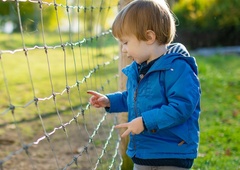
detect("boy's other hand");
top-left (115, 117), bottom-right (144, 138)
top-left (87, 90), bottom-right (110, 108)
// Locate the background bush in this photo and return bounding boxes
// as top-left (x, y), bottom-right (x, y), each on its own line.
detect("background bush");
top-left (172, 0), bottom-right (240, 49)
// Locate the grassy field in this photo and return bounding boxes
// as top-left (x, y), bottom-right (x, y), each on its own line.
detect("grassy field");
top-left (193, 55), bottom-right (240, 170)
top-left (1, 33), bottom-right (240, 169)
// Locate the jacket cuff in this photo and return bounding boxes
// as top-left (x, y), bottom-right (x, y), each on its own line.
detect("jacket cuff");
top-left (142, 118), bottom-right (148, 130)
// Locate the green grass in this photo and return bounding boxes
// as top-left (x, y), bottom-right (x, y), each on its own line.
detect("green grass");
top-left (193, 55), bottom-right (240, 170)
top-left (1, 32), bottom-right (240, 169)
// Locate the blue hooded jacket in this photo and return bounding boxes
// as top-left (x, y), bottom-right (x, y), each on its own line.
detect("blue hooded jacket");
top-left (106, 43), bottom-right (201, 159)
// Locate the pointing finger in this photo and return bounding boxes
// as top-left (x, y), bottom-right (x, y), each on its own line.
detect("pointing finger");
top-left (87, 90), bottom-right (102, 97)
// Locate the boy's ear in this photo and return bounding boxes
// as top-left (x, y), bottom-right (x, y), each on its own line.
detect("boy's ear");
top-left (145, 30), bottom-right (156, 45)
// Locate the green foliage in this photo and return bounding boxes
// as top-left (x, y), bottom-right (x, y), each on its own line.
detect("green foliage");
top-left (205, 0), bottom-right (240, 29)
top-left (173, 0), bottom-right (240, 31)
top-left (172, 0), bottom-right (240, 48)
top-left (0, 0), bottom-right (119, 33)
top-left (0, 0), bottom-right (65, 32)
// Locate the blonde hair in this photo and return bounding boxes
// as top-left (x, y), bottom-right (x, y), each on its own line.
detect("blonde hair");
top-left (112, 0), bottom-right (176, 45)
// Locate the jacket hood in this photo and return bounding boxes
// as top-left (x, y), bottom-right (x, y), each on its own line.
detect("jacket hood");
top-left (155, 54), bottom-right (198, 75)
top-left (156, 43), bottom-right (198, 75)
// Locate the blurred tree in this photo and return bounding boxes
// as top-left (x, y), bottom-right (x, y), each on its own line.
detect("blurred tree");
top-left (167, 0), bottom-right (178, 8)
top-left (75, 0), bottom-right (118, 38)
top-left (173, 0), bottom-right (240, 30)
top-left (0, 0), bottom-right (65, 33)
top-left (172, 0), bottom-right (240, 48)
top-left (0, 0), bottom-right (118, 33)
top-left (0, 1), bottom-right (18, 32)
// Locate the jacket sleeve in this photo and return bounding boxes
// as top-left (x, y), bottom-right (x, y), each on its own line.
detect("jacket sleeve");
top-left (105, 91), bottom-right (128, 113)
top-left (142, 59), bottom-right (201, 131)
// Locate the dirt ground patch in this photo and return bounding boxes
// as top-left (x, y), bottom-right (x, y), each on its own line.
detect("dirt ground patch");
top-left (0, 108), bottom-right (122, 170)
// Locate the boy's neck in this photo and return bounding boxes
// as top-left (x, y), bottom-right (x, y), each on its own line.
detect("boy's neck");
top-left (146, 44), bottom-right (167, 64)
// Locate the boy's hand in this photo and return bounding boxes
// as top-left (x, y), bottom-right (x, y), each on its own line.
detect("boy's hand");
top-left (87, 90), bottom-right (110, 108)
top-left (115, 117), bottom-right (144, 138)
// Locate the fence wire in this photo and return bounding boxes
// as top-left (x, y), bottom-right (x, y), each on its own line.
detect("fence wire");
top-left (0, 0), bottom-right (122, 169)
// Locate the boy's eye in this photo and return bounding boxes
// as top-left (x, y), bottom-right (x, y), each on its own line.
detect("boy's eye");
top-left (123, 42), bottom-right (128, 45)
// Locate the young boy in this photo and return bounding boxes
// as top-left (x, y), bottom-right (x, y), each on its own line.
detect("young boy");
top-left (88, 0), bottom-right (201, 169)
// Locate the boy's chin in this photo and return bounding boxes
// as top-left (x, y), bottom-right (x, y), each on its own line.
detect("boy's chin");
top-left (135, 60), bottom-right (143, 64)
top-left (128, 56), bottom-right (134, 61)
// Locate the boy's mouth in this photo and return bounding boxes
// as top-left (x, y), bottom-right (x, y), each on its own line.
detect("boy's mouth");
top-left (127, 56), bottom-right (134, 61)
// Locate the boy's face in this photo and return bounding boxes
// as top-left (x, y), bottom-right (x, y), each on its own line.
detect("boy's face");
top-left (119, 35), bottom-right (151, 64)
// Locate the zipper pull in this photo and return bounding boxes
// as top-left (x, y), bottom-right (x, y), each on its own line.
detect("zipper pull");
top-left (139, 74), bottom-right (144, 80)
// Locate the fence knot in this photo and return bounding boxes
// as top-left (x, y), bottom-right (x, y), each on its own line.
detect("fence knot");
top-left (81, 109), bottom-right (85, 117)
top-left (83, 76), bottom-right (87, 82)
top-left (66, 5), bottom-right (69, 12)
top-left (89, 137), bottom-right (93, 143)
top-left (76, 80), bottom-right (80, 87)
top-left (73, 155), bottom-right (78, 166)
top-left (61, 124), bottom-right (66, 132)
top-left (9, 104), bottom-right (15, 115)
top-left (34, 97), bottom-right (39, 106)
top-left (23, 144), bottom-right (29, 155)
top-left (61, 44), bottom-right (66, 51)
top-left (54, 2), bottom-right (58, 10)
top-left (70, 43), bottom-right (74, 50)
top-left (84, 146), bottom-right (88, 154)
top-left (23, 48), bottom-right (28, 56)
top-left (73, 116), bottom-right (78, 123)
top-left (38, 0), bottom-right (43, 9)
top-left (66, 86), bottom-right (70, 93)
top-left (45, 133), bottom-right (50, 142)
top-left (9, 104), bottom-right (15, 110)
top-left (52, 93), bottom-right (56, 100)
top-left (44, 45), bottom-right (48, 54)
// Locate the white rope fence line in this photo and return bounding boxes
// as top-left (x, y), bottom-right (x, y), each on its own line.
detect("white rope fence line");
top-left (0, 30), bottom-right (113, 55)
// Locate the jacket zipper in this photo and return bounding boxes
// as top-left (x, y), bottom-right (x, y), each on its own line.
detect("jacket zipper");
top-left (134, 88), bottom-right (138, 116)
top-left (133, 79), bottom-right (141, 150)
top-left (131, 67), bottom-right (169, 151)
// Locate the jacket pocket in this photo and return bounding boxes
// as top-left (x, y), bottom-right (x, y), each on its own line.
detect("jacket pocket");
top-left (168, 122), bottom-right (190, 144)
